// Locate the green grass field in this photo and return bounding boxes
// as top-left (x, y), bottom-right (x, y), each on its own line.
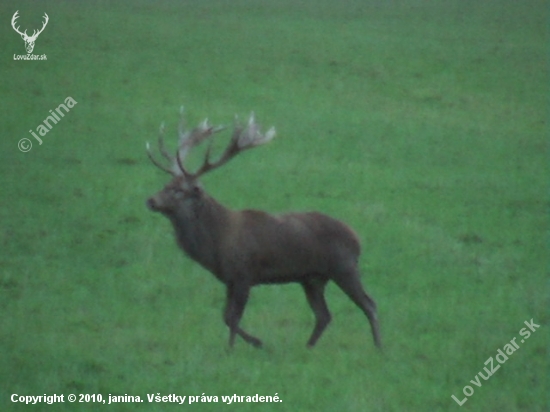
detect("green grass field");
top-left (1, 0), bottom-right (548, 410)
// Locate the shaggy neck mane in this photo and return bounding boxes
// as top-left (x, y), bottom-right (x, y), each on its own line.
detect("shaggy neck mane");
top-left (170, 194), bottom-right (232, 275)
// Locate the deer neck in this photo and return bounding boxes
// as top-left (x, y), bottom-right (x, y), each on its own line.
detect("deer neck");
top-left (170, 193), bottom-right (232, 275)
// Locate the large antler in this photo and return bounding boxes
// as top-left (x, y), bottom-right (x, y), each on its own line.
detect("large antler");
top-left (147, 107), bottom-right (275, 178)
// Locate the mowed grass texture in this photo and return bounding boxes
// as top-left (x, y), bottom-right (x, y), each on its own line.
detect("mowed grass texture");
top-left (0, 0), bottom-right (547, 411)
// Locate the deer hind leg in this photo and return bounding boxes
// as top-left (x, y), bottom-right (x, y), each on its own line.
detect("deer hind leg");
top-left (223, 283), bottom-right (262, 348)
top-left (333, 269), bottom-right (381, 348)
top-left (302, 278), bottom-right (331, 348)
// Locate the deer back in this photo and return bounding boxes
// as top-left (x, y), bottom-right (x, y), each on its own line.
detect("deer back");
top-left (221, 210), bottom-right (361, 284)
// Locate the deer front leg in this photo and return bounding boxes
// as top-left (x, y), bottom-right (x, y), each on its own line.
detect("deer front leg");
top-left (302, 278), bottom-right (331, 347)
top-left (223, 283), bottom-right (263, 348)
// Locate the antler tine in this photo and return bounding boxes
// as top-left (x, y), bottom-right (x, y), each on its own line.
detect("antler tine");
top-left (238, 112), bottom-right (276, 149)
top-left (146, 122), bottom-right (179, 176)
top-left (177, 106), bottom-right (187, 143)
top-left (157, 122), bottom-right (173, 162)
top-left (146, 141), bottom-right (174, 175)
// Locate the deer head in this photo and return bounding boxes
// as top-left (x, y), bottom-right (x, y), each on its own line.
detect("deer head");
top-left (11, 11), bottom-right (49, 54)
top-left (146, 107), bottom-right (276, 215)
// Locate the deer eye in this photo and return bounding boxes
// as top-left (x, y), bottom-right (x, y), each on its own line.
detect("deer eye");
top-left (170, 188), bottom-right (185, 198)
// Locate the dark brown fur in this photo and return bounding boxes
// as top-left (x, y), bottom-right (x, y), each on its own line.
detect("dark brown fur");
top-left (147, 175), bottom-right (381, 349)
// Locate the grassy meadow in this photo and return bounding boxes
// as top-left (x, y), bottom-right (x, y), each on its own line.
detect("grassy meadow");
top-left (1, 0), bottom-right (548, 410)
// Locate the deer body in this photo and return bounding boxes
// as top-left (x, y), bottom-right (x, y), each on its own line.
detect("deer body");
top-left (147, 109), bottom-right (381, 349)
top-left (154, 187), bottom-right (360, 283)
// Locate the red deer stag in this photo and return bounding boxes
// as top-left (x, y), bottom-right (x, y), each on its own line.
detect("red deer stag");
top-left (146, 107), bottom-right (381, 349)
